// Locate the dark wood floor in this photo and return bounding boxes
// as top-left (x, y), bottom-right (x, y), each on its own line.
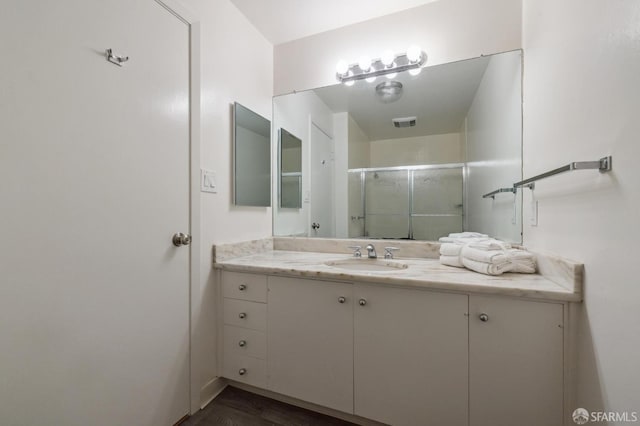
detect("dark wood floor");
top-left (183, 386), bottom-right (358, 426)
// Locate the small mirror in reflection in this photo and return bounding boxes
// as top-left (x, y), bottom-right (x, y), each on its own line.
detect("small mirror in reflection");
top-left (279, 128), bottom-right (302, 208)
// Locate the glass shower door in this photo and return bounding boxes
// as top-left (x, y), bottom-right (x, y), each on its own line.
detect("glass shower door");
top-left (364, 170), bottom-right (409, 239)
top-left (411, 168), bottom-right (463, 240)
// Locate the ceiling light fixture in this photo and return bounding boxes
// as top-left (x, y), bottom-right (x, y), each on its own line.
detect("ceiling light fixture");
top-left (375, 81), bottom-right (404, 103)
top-left (335, 46), bottom-right (427, 84)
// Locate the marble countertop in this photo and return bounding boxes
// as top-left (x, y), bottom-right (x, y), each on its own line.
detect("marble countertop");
top-left (214, 249), bottom-right (581, 302)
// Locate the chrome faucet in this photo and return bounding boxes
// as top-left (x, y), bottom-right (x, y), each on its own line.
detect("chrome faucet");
top-left (365, 244), bottom-right (377, 259)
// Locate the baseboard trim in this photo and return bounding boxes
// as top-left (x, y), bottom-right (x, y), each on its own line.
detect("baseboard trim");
top-left (200, 377), bottom-right (228, 409)
top-left (227, 381), bottom-right (386, 426)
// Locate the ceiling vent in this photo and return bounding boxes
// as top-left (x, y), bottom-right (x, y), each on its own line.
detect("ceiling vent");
top-left (392, 116), bottom-right (417, 128)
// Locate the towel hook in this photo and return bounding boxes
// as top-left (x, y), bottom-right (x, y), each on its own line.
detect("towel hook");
top-left (105, 48), bottom-right (129, 67)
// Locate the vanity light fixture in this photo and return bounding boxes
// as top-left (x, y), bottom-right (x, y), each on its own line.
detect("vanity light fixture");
top-left (335, 46), bottom-right (427, 84)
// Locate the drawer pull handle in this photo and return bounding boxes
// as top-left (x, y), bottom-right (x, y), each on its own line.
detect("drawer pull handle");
top-left (238, 368), bottom-right (247, 376)
top-left (479, 313), bottom-right (489, 322)
top-left (238, 340), bottom-right (247, 347)
top-left (338, 296), bottom-right (346, 304)
top-left (358, 298), bottom-right (367, 306)
top-left (238, 284), bottom-right (247, 291)
top-left (238, 312), bottom-right (247, 319)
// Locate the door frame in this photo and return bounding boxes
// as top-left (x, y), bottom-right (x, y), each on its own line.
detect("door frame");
top-left (154, 0), bottom-right (202, 415)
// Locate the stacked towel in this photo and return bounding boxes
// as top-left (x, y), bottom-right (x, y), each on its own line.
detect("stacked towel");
top-left (438, 232), bottom-right (536, 276)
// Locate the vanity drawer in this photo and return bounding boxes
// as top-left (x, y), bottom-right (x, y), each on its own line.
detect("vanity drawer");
top-left (223, 325), bottom-right (267, 359)
top-left (223, 298), bottom-right (267, 331)
top-left (222, 351), bottom-right (267, 388)
top-left (223, 271), bottom-right (267, 302)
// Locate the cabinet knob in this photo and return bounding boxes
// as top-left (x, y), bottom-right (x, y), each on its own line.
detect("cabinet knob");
top-left (238, 340), bottom-right (246, 347)
top-left (238, 312), bottom-right (247, 319)
top-left (358, 298), bottom-right (367, 306)
top-left (338, 296), bottom-right (346, 304)
top-left (479, 313), bottom-right (489, 322)
top-left (238, 284), bottom-right (247, 291)
top-left (238, 368), bottom-right (247, 376)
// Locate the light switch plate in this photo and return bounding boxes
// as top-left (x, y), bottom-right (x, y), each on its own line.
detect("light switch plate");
top-left (201, 169), bottom-right (217, 193)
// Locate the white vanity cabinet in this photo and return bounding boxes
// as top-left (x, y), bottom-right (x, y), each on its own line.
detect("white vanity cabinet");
top-left (469, 295), bottom-right (564, 426)
top-left (353, 284), bottom-right (469, 426)
top-left (219, 270), bottom-right (568, 426)
top-left (221, 272), bottom-right (268, 388)
top-left (266, 276), bottom-right (354, 414)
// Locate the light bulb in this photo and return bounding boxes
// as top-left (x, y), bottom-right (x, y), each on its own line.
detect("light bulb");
top-left (336, 60), bottom-right (349, 76)
top-left (385, 72), bottom-right (398, 79)
top-left (344, 80), bottom-right (355, 87)
top-left (407, 45), bottom-right (422, 63)
top-left (358, 56), bottom-right (371, 72)
top-left (381, 50), bottom-right (395, 67)
top-left (409, 67), bottom-right (422, 76)
top-left (366, 76), bottom-right (377, 83)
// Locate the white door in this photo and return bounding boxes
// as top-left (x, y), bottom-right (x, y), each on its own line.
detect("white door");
top-left (267, 277), bottom-right (353, 413)
top-left (354, 284), bottom-right (469, 426)
top-left (309, 122), bottom-right (334, 237)
top-left (0, 1), bottom-right (190, 425)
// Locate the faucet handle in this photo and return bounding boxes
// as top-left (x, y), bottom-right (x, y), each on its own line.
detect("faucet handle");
top-left (348, 246), bottom-right (362, 257)
top-left (384, 247), bottom-right (400, 259)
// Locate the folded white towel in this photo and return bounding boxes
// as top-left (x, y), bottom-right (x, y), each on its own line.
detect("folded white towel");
top-left (507, 249), bottom-right (537, 273)
top-left (440, 255), bottom-right (464, 268)
top-left (440, 243), bottom-right (463, 256)
top-left (447, 232), bottom-right (489, 239)
top-left (438, 236), bottom-right (490, 244)
top-left (465, 240), bottom-right (512, 251)
top-left (462, 257), bottom-right (514, 275)
top-left (460, 245), bottom-right (509, 264)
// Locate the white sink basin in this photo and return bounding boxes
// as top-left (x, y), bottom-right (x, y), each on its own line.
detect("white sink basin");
top-left (325, 258), bottom-right (409, 272)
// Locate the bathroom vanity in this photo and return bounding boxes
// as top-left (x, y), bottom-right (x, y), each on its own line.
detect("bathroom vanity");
top-left (213, 238), bottom-right (581, 426)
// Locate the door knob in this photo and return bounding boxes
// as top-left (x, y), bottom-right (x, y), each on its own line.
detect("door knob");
top-left (172, 232), bottom-right (192, 247)
top-left (311, 222), bottom-right (320, 230)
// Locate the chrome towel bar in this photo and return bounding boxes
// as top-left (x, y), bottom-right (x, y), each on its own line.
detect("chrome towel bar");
top-left (513, 156), bottom-right (612, 190)
top-left (482, 187), bottom-right (517, 199)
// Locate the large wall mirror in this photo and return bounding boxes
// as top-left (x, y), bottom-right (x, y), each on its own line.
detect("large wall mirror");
top-left (233, 102), bottom-right (271, 207)
top-left (272, 50), bottom-right (523, 242)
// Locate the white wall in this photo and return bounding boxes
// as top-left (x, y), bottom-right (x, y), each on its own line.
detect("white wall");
top-left (465, 51), bottom-right (522, 242)
top-left (274, 0), bottom-right (522, 94)
top-left (522, 0), bottom-right (640, 417)
top-left (272, 91), bottom-right (334, 236)
top-left (334, 113), bottom-right (349, 237)
top-left (348, 115), bottom-right (371, 169)
top-left (182, 0), bottom-right (273, 401)
top-left (369, 133), bottom-right (464, 167)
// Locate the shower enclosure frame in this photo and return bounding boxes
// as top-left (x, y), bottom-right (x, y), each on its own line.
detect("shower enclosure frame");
top-left (349, 163), bottom-right (466, 240)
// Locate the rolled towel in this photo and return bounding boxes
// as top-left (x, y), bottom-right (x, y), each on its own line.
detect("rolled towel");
top-left (440, 243), bottom-right (463, 256)
top-left (462, 257), bottom-right (514, 275)
top-left (440, 255), bottom-right (464, 268)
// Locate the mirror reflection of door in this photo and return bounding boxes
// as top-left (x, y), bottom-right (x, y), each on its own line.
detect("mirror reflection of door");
top-left (279, 128), bottom-right (302, 208)
top-left (309, 122), bottom-right (334, 237)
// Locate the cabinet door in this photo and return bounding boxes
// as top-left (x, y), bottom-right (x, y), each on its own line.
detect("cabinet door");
top-left (267, 277), bottom-right (353, 413)
top-left (469, 296), bottom-right (563, 426)
top-left (354, 284), bottom-right (469, 426)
